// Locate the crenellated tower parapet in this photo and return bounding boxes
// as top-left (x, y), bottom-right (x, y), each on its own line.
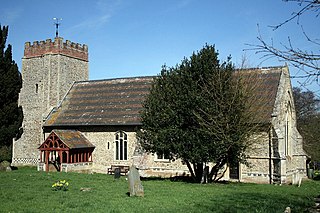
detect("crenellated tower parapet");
top-left (24, 37), bottom-right (88, 61)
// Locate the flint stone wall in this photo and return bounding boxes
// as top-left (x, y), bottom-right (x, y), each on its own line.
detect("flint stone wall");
top-left (66, 126), bottom-right (189, 177)
top-left (12, 38), bottom-right (88, 166)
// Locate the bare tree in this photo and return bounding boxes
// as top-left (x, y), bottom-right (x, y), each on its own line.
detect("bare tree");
top-left (248, 0), bottom-right (320, 89)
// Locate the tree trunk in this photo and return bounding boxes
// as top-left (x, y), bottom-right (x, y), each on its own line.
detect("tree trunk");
top-left (215, 167), bottom-right (228, 182)
top-left (208, 158), bottom-right (227, 182)
top-left (185, 160), bottom-right (196, 182)
top-left (185, 161), bottom-right (205, 183)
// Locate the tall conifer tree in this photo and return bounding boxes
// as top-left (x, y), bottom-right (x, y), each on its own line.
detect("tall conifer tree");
top-left (0, 25), bottom-right (23, 161)
top-left (138, 45), bottom-right (254, 183)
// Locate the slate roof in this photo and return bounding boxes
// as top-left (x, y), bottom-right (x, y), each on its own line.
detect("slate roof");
top-left (52, 130), bottom-right (94, 149)
top-left (44, 67), bottom-right (284, 127)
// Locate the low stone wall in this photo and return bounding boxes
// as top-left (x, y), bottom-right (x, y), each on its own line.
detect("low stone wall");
top-left (37, 162), bottom-right (93, 173)
top-left (62, 162), bottom-right (93, 173)
top-left (139, 167), bottom-right (190, 178)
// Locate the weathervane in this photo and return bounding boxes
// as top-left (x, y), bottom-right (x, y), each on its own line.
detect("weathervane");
top-left (53, 17), bottom-right (62, 38)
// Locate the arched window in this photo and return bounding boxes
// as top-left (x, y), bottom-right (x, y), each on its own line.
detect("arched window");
top-left (115, 131), bottom-right (128, 160)
top-left (285, 101), bottom-right (292, 157)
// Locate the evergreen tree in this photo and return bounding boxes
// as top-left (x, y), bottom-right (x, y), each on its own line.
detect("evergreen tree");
top-left (138, 45), bottom-right (254, 182)
top-left (0, 25), bottom-right (23, 161)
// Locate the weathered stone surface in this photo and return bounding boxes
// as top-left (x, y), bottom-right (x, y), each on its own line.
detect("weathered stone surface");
top-left (12, 37), bottom-right (89, 166)
top-left (114, 168), bottom-right (121, 179)
top-left (128, 166), bottom-right (144, 197)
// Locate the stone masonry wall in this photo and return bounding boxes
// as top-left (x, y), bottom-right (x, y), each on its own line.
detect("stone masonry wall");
top-left (79, 129), bottom-right (189, 177)
top-left (270, 66), bottom-right (306, 184)
top-left (12, 37), bottom-right (88, 166)
top-left (241, 132), bottom-right (272, 183)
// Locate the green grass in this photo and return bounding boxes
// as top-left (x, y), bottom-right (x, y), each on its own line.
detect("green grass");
top-left (0, 167), bottom-right (319, 213)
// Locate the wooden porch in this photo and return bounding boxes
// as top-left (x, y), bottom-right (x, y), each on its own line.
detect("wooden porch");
top-left (38, 130), bottom-right (95, 172)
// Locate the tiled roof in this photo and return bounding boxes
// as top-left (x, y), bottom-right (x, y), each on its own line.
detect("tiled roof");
top-left (44, 67), bottom-right (283, 127)
top-left (52, 129), bottom-right (94, 149)
top-left (235, 67), bottom-right (282, 124)
top-left (44, 77), bottom-right (154, 126)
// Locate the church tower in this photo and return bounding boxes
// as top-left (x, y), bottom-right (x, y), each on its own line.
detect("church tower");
top-left (12, 37), bottom-right (89, 166)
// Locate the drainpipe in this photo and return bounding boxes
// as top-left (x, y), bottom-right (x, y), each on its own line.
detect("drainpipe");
top-left (268, 125), bottom-right (272, 184)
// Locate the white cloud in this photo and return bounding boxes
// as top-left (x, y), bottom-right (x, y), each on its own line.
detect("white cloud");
top-left (70, 14), bottom-right (111, 31)
top-left (65, 0), bottom-right (121, 34)
top-left (0, 7), bottom-right (23, 25)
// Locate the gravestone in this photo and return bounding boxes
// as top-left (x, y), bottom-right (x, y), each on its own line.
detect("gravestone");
top-left (201, 166), bottom-right (209, 184)
top-left (114, 168), bottom-right (121, 179)
top-left (0, 161), bottom-right (10, 168)
top-left (284, 206), bottom-right (291, 213)
top-left (127, 166), bottom-right (144, 197)
top-left (0, 161), bottom-right (10, 172)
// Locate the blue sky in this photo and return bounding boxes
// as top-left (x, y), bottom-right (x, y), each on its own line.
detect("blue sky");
top-left (1, 0), bottom-right (319, 94)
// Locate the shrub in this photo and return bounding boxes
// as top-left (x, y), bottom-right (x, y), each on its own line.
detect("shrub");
top-left (314, 170), bottom-right (320, 180)
top-left (52, 180), bottom-right (69, 191)
top-left (0, 145), bottom-right (12, 162)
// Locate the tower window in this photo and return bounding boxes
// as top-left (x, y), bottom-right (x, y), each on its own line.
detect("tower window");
top-left (35, 84), bottom-right (39, 94)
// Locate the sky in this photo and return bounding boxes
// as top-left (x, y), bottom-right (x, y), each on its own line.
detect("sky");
top-left (1, 0), bottom-right (319, 95)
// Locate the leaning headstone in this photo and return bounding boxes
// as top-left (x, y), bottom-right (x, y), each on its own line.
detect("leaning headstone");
top-left (6, 166), bottom-right (12, 172)
top-left (127, 166), bottom-right (144, 197)
top-left (114, 168), bottom-right (121, 179)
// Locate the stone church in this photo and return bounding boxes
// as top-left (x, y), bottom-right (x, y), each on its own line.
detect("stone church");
top-left (12, 37), bottom-right (307, 184)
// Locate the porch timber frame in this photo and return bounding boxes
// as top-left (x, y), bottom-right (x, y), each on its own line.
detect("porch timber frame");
top-left (39, 131), bottom-right (94, 172)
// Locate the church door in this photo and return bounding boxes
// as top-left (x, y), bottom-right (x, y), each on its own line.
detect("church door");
top-left (229, 164), bottom-right (240, 180)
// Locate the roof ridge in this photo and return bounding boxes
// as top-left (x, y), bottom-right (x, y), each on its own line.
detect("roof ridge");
top-left (235, 65), bottom-right (286, 72)
top-left (75, 75), bottom-right (155, 84)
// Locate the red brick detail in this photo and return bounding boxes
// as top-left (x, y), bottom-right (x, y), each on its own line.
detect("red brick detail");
top-left (24, 37), bottom-right (88, 62)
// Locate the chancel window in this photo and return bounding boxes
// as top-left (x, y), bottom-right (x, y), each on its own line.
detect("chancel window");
top-left (285, 101), bottom-right (292, 157)
top-left (115, 131), bottom-right (128, 160)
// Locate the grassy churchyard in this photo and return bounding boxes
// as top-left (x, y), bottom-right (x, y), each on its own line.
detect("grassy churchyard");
top-left (0, 167), bottom-right (319, 213)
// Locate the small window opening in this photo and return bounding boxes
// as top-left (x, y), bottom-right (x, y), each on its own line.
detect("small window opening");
top-left (35, 84), bottom-right (39, 94)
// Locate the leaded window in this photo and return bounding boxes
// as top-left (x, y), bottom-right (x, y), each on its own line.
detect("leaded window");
top-left (115, 131), bottom-right (128, 160)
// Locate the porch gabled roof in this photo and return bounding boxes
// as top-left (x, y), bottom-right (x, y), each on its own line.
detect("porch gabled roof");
top-left (39, 130), bottom-right (95, 150)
